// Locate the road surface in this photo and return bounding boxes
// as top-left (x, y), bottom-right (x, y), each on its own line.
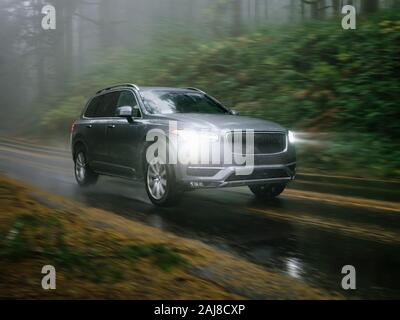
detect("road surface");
top-left (0, 137), bottom-right (399, 299)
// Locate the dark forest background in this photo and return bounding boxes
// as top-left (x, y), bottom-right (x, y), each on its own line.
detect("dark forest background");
top-left (0, 0), bottom-right (399, 178)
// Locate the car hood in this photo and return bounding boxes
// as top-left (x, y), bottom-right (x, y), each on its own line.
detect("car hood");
top-left (152, 113), bottom-right (286, 132)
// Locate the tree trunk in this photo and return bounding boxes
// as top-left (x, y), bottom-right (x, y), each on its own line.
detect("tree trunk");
top-left (99, 0), bottom-right (117, 49)
top-left (255, 0), bottom-right (261, 27)
top-left (64, 0), bottom-right (74, 78)
top-left (311, 1), bottom-right (319, 19)
top-left (332, 0), bottom-right (341, 15)
top-left (289, 0), bottom-right (296, 23)
top-left (362, 0), bottom-right (379, 14)
top-left (319, 0), bottom-right (326, 19)
top-left (232, 0), bottom-right (242, 36)
top-left (301, 0), bottom-right (305, 20)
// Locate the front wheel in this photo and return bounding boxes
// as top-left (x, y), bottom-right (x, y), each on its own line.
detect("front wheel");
top-left (74, 149), bottom-right (98, 187)
top-left (144, 159), bottom-right (182, 206)
top-left (249, 183), bottom-right (286, 200)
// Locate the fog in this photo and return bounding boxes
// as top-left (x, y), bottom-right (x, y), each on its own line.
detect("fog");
top-left (0, 0), bottom-right (394, 134)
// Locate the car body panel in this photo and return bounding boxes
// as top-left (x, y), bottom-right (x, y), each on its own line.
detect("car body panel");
top-left (71, 86), bottom-right (296, 188)
top-left (106, 118), bottom-right (147, 176)
top-left (151, 113), bottom-right (286, 132)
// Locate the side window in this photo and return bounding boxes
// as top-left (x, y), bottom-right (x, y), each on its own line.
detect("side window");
top-left (84, 96), bottom-right (100, 118)
top-left (117, 91), bottom-right (141, 118)
top-left (94, 92), bottom-right (120, 118)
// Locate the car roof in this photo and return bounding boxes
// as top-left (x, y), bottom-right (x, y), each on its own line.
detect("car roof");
top-left (139, 86), bottom-right (200, 93)
top-left (95, 85), bottom-right (204, 97)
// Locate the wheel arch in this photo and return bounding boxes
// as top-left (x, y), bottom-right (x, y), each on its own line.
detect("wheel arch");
top-left (72, 139), bottom-right (88, 159)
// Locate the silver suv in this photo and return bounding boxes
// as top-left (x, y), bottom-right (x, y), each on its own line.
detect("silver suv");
top-left (71, 84), bottom-right (296, 206)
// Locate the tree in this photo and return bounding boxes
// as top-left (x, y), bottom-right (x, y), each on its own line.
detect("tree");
top-left (319, 0), bottom-right (327, 19)
top-left (332, 0), bottom-right (341, 15)
top-left (255, 0), bottom-right (261, 27)
top-left (289, 0), bottom-right (297, 23)
top-left (301, 0), bottom-right (332, 19)
top-left (312, 0), bottom-right (320, 19)
top-left (362, 0), bottom-right (379, 14)
top-left (232, 0), bottom-right (242, 36)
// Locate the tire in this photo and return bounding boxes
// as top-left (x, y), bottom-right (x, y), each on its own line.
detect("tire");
top-left (144, 158), bottom-right (182, 207)
top-left (249, 183), bottom-right (286, 200)
top-left (74, 146), bottom-right (98, 187)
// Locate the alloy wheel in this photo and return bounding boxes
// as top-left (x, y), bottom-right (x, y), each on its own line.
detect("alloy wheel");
top-left (75, 152), bottom-right (86, 182)
top-left (147, 160), bottom-right (167, 200)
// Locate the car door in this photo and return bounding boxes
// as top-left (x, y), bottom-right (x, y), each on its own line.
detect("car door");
top-left (88, 91), bottom-right (120, 173)
top-left (106, 90), bottom-right (146, 178)
top-left (82, 95), bottom-right (108, 169)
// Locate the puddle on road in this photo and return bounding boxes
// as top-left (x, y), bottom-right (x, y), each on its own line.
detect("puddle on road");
top-left (234, 222), bottom-right (400, 299)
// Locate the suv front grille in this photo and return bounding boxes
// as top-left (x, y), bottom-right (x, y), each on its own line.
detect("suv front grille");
top-left (227, 132), bottom-right (287, 155)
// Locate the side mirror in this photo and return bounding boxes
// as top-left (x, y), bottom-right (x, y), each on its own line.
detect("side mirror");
top-left (230, 109), bottom-right (240, 116)
top-left (116, 106), bottom-right (133, 118)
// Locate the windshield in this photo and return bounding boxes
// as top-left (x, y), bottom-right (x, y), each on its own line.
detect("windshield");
top-left (141, 91), bottom-right (228, 115)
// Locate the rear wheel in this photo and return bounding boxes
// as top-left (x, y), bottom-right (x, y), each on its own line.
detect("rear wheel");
top-left (145, 159), bottom-right (182, 206)
top-left (249, 183), bottom-right (286, 200)
top-left (74, 147), bottom-right (98, 187)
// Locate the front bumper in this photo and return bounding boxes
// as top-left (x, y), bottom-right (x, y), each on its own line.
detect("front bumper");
top-left (177, 162), bottom-right (296, 189)
top-left (172, 132), bottom-right (297, 189)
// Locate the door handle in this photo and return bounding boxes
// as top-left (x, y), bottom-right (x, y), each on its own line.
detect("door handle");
top-left (86, 125), bottom-right (92, 128)
top-left (107, 124), bottom-right (116, 129)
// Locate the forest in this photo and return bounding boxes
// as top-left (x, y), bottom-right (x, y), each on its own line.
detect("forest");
top-left (0, 0), bottom-right (399, 178)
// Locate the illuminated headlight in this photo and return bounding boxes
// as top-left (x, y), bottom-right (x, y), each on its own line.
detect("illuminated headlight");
top-left (288, 130), bottom-right (296, 144)
top-left (171, 129), bottom-right (219, 164)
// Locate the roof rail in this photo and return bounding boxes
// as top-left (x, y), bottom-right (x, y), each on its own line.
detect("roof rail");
top-left (184, 87), bottom-right (205, 94)
top-left (96, 83), bottom-right (140, 94)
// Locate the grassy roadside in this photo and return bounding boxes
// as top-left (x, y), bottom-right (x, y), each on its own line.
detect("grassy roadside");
top-left (0, 175), bottom-right (340, 299)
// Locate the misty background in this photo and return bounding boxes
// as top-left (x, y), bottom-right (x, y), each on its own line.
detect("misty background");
top-left (0, 0), bottom-right (399, 178)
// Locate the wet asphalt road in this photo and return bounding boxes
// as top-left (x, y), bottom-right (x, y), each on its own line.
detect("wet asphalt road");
top-left (0, 137), bottom-right (399, 299)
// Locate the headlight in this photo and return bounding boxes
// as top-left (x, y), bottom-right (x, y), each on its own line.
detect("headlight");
top-left (288, 130), bottom-right (296, 144)
top-left (171, 129), bottom-right (219, 142)
top-left (171, 129), bottom-right (219, 165)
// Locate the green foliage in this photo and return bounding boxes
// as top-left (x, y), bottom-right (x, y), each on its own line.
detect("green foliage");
top-left (36, 10), bottom-right (400, 178)
top-left (0, 213), bottom-right (187, 283)
top-left (118, 244), bottom-right (187, 272)
top-left (297, 133), bottom-right (400, 178)
top-left (40, 96), bottom-right (87, 134)
top-left (0, 216), bottom-right (33, 260)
